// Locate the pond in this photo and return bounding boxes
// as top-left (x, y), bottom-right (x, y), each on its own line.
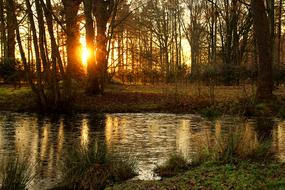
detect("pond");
top-left (0, 112), bottom-right (285, 189)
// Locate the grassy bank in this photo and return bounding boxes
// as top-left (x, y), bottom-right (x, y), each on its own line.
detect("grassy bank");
top-left (1, 83), bottom-right (285, 117)
top-left (0, 85), bottom-right (35, 111)
top-left (107, 126), bottom-right (285, 190)
top-left (107, 161), bottom-right (285, 190)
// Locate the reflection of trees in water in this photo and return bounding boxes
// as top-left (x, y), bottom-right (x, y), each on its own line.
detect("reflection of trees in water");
top-left (255, 118), bottom-right (275, 141)
top-left (35, 114), bottom-right (107, 179)
top-left (274, 121), bottom-right (285, 161)
top-left (1, 113), bottom-right (285, 186)
top-left (254, 118), bottom-right (285, 162)
top-left (0, 113), bottom-right (17, 156)
top-left (201, 118), bottom-right (276, 158)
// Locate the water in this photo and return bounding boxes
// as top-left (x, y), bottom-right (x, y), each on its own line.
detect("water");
top-left (0, 112), bottom-right (285, 189)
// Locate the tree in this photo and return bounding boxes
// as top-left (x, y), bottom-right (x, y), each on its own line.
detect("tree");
top-left (87, 0), bottom-right (115, 95)
top-left (6, 0), bottom-right (16, 59)
top-left (25, 0), bottom-right (47, 107)
top-left (251, 0), bottom-right (273, 101)
top-left (62, 0), bottom-right (83, 80)
top-left (0, 0), bottom-right (5, 58)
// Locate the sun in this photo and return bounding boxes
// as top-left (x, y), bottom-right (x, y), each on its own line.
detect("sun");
top-left (80, 37), bottom-right (91, 68)
top-left (82, 46), bottom-right (90, 67)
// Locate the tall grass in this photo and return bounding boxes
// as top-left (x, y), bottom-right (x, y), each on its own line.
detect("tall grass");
top-left (154, 154), bottom-right (190, 177)
top-left (0, 155), bottom-right (36, 190)
top-left (155, 126), bottom-right (275, 178)
top-left (196, 126), bottom-right (274, 164)
top-left (56, 142), bottom-right (137, 190)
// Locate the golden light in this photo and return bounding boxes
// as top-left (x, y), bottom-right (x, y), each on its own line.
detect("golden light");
top-left (82, 46), bottom-right (90, 67)
top-left (80, 37), bottom-right (90, 68)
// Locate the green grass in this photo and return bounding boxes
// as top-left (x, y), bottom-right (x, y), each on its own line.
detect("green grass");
top-left (1, 83), bottom-right (285, 116)
top-left (0, 86), bottom-right (35, 111)
top-left (53, 142), bottom-right (137, 190)
top-left (199, 106), bottom-right (222, 119)
top-left (154, 154), bottom-right (190, 177)
top-left (0, 154), bottom-right (36, 190)
top-left (0, 86), bottom-right (31, 96)
top-left (108, 126), bottom-right (282, 190)
top-left (108, 161), bottom-right (285, 190)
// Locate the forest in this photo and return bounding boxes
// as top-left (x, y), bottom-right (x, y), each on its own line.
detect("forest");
top-left (0, 0), bottom-right (283, 113)
top-left (1, 0), bottom-right (285, 190)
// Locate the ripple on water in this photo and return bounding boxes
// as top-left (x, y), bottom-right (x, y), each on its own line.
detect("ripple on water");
top-left (0, 112), bottom-right (285, 189)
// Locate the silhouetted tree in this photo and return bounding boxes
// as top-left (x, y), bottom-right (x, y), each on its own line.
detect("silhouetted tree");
top-left (251, 0), bottom-right (273, 101)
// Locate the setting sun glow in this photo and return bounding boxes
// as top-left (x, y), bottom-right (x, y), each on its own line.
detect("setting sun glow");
top-left (80, 37), bottom-right (90, 68)
top-left (82, 47), bottom-right (90, 67)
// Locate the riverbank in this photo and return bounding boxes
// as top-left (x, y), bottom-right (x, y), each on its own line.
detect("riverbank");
top-left (1, 83), bottom-right (285, 117)
top-left (107, 161), bottom-right (285, 190)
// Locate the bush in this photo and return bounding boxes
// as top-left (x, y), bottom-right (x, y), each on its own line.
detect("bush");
top-left (56, 142), bottom-right (137, 190)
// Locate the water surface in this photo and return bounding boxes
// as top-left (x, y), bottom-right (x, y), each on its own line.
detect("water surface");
top-left (0, 112), bottom-right (284, 189)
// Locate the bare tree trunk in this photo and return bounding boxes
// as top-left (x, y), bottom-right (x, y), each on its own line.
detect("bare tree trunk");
top-left (35, 0), bottom-right (49, 81)
top-left (6, 0), bottom-right (16, 58)
top-left (25, 0), bottom-right (47, 107)
top-left (92, 0), bottom-right (114, 95)
top-left (62, 0), bottom-right (83, 80)
top-left (84, 0), bottom-right (100, 95)
top-left (252, 0), bottom-right (273, 101)
top-left (11, 0), bottom-right (42, 105)
top-left (42, 0), bottom-right (65, 77)
top-left (62, 0), bottom-right (82, 100)
top-left (40, 0), bottom-right (65, 106)
top-left (277, 0), bottom-right (283, 68)
top-left (0, 0), bottom-right (5, 58)
top-left (95, 16), bottom-right (108, 94)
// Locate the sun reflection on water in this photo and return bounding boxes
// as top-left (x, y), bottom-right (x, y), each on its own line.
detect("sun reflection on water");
top-left (80, 118), bottom-right (89, 147)
top-left (0, 113), bottom-right (285, 189)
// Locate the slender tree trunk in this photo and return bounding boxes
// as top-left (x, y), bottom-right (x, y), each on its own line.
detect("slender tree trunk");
top-left (62, 0), bottom-right (82, 100)
top-left (62, 0), bottom-right (83, 80)
top-left (25, 0), bottom-right (47, 107)
top-left (252, 0), bottom-right (273, 101)
top-left (0, 0), bottom-right (5, 58)
top-left (277, 0), bottom-right (283, 68)
top-left (84, 0), bottom-right (100, 95)
top-left (41, 0), bottom-right (65, 106)
top-left (95, 17), bottom-right (108, 94)
top-left (35, 0), bottom-right (49, 81)
top-left (42, 0), bottom-right (65, 77)
top-left (93, 0), bottom-right (114, 95)
top-left (6, 0), bottom-right (16, 58)
top-left (12, 0), bottom-right (41, 103)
